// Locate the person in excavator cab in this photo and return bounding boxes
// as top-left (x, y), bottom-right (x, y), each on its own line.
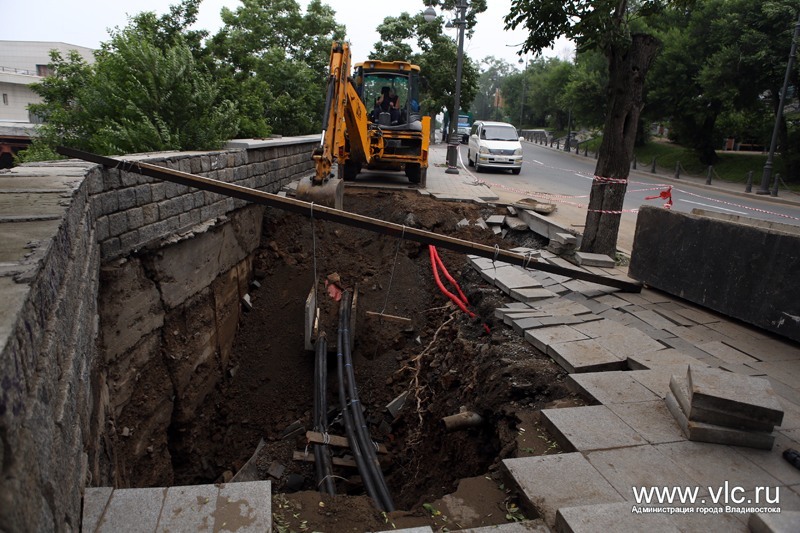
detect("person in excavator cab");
top-left (373, 86), bottom-right (399, 125)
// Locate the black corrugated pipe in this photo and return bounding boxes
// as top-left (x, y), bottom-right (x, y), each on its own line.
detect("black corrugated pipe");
top-left (340, 292), bottom-right (395, 512)
top-left (313, 334), bottom-right (336, 495)
top-left (336, 293), bottom-right (381, 504)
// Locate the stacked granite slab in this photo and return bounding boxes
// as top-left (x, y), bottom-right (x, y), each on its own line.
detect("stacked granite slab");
top-left (665, 365), bottom-right (784, 450)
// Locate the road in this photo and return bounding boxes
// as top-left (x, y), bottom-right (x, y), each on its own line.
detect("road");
top-left (458, 142), bottom-right (800, 251)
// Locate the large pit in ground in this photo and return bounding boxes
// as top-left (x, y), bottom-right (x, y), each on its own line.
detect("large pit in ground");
top-left (113, 189), bottom-right (578, 530)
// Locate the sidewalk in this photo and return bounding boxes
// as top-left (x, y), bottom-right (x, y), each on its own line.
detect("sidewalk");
top-left (420, 140), bottom-right (800, 531)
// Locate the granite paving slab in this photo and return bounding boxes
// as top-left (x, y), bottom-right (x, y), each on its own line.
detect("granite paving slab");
top-left (573, 251), bottom-right (615, 267)
top-left (651, 307), bottom-right (695, 327)
top-left (688, 365), bottom-right (784, 427)
top-left (607, 400), bottom-right (686, 444)
top-left (749, 511), bottom-right (800, 533)
top-left (627, 349), bottom-right (705, 370)
top-left (654, 440), bottom-right (782, 491)
top-left (594, 333), bottom-right (665, 359)
top-left (723, 337), bottom-right (800, 363)
top-left (570, 318), bottom-right (636, 338)
top-left (547, 339), bottom-right (627, 374)
top-left (502, 453), bottom-right (625, 527)
top-left (457, 520), bottom-right (551, 532)
top-left (665, 325), bottom-right (728, 345)
top-left (670, 374), bottom-right (778, 432)
top-left (627, 369), bottom-right (687, 399)
top-left (594, 294), bottom-right (633, 308)
top-left (494, 269), bottom-right (544, 294)
top-left (509, 287), bottom-right (557, 302)
top-left (511, 317), bottom-right (544, 334)
top-left (480, 264), bottom-right (522, 284)
top-left (586, 445), bottom-right (697, 500)
top-left (540, 405), bottom-right (647, 451)
top-left (665, 391), bottom-right (776, 450)
top-left (697, 341), bottom-right (759, 366)
top-left (82, 481), bottom-right (272, 533)
top-left (673, 306), bottom-right (721, 325)
top-left (555, 502), bottom-right (680, 533)
top-left (524, 325), bottom-right (589, 353)
top-left (568, 371), bottom-right (660, 404)
top-left (748, 360), bottom-right (800, 389)
top-left (628, 309), bottom-right (679, 330)
top-left (731, 432), bottom-right (800, 486)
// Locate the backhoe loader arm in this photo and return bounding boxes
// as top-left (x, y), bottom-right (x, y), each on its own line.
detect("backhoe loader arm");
top-left (312, 42), bottom-right (371, 185)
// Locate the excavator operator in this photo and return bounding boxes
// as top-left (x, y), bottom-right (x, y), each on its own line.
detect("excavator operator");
top-left (374, 86), bottom-right (399, 125)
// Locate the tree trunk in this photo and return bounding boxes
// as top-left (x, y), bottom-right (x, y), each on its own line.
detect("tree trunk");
top-left (580, 33), bottom-right (661, 256)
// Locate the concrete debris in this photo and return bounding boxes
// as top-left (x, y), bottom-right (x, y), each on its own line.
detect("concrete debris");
top-left (457, 218), bottom-right (469, 228)
top-left (242, 293), bottom-right (253, 311)
top-left (475, 217), bottom-right (489, 230)
top-left (486, 215), bottom-right (505, 226)
top-left (250, 280), bottom-right (261, 289)
top-left (267, 460), bottom-right (286, 480)
top-left (386, 390), bottom-right (410, 418)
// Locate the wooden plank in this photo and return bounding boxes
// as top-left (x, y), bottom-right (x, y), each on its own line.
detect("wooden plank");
top-left (365, 311), bottom-right (412, 326)
top-left (56, 146), bottom-right (642, 292)
top-left (293, 450), bottom-right (357, 468)
top-left (305, 431), bottom-right (388, 454)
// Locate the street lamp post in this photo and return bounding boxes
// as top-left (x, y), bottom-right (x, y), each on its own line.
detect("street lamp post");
top-left (518, 57), bottom-right (528, 131)
top-left (445, 0), bottom-right (468, 175)
top-left (757, 11), bottom-right (800, 195)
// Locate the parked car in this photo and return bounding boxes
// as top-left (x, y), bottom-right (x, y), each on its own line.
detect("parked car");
top-left (467, 121), bottom-right (523, 174)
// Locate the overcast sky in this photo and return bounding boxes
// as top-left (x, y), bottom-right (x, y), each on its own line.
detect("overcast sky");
top-left (2, 0), bottom-right (573, 66)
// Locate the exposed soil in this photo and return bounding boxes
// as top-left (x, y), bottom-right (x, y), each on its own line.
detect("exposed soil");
top-left (153, 189), bottom-right (582, 530)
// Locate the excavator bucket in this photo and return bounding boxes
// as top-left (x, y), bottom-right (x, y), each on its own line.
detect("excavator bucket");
top-left (295, 175), bottom-right (344, 210)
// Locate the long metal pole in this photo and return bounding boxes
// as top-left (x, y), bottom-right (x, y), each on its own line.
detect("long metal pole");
top-left (757, 12), bottom-right (800, 194)
top-left (55, 146), bottom-right (642, 292)
top-left (445, 0), bottom-right (467, 174)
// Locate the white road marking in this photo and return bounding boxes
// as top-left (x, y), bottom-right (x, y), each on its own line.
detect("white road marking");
top-left (677, 199), bottom-right (747, 215)
top-left (574, 173), bottom-right (593, 181)
top-left (531, 160), bottom-right (543, 165)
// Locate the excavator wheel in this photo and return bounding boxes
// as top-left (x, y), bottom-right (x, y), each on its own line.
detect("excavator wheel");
top-left (295, 175), bottom-right (344, 210)
top-left (338, 160), bottom-right (360, 181)
top-left (405, 163), bottom-right (422, 184)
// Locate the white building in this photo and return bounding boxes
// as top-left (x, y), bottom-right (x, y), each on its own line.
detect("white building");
top-left (0, 41), bottom-right (94, 166)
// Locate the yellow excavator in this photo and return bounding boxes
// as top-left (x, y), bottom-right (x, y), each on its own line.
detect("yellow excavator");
top-left (296, 42), bottom-right (431, 209)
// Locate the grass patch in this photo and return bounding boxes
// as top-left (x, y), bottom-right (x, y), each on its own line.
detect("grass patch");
top-left (627, 140), bottom-right (799, 192)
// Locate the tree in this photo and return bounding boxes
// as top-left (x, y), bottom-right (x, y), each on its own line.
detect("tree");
top-left (207, 0), bottom-right (345, 137)
top-left (474, 57), bottom-right (516, 121)
top-left (506, 0), bottom-right (685, 256)
top-left (22, 0), bottom-right (238, 159)
top-left (371, 1), bottom-right (487, 129)
top-left (561, 49), bottom-right (608, 130)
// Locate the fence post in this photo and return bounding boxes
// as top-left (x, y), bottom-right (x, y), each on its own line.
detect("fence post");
top-left (771, 173), bottom-right (780, 197)
top-left (651, 157), bottom-right (657, 173)
top-left (556, 140), bottom-right (560, 150)
top-left (745, 170), bottom-right (753, 193)
top-left (632, 157), bottom-right (637, 170)
top-left (584, 144), bottom-right (588, 157)
top-left (674, 161), bottom-right (681, 179)
top-left (705, 165), bottom-right (713, 185)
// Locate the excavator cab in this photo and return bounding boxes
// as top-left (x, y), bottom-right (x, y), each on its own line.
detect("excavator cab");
top-left (356, 65), bottom-right (422, 130)
top-left (298, 43), bottom-right (430, 210)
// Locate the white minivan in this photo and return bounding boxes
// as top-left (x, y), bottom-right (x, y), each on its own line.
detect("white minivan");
top-left (467, 121), bottom-right (523, 174)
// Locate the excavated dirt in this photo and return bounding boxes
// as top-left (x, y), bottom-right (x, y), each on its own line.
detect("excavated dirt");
top-left (148, 189), bottom-right (582, 530)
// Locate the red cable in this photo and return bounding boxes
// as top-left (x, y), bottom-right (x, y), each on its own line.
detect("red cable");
top-left (429, 245), bottom-right (475, 318)
top-left (431, 246), bottom-right (470, 305)
top-left (428, 246), bottom-right (491, 334)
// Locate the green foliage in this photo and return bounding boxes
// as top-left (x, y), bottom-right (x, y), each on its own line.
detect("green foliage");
top-left (207, 0), bottom-right (345, 137)
top-left (645, 0), bottom-right (800, 175)
top-left (473, 57), bottom-right (516, 121)
top-left (371, 1), bottom-right (487, 121)
top-left (27, 0), bottom-right (239, 155)
top-left (13, 140), bottom-right (63, 164)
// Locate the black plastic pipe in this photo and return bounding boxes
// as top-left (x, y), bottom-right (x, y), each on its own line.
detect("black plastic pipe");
top-left (340, 292), bottom-right (395, 511)
top-left (335, 294), bottom-right (380, 504)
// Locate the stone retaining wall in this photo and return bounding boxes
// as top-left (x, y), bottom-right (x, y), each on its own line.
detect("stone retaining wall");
top-left (629, 206), bottom-right (800, 343)
top-left (0, 137), bottom-right (316, 531)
